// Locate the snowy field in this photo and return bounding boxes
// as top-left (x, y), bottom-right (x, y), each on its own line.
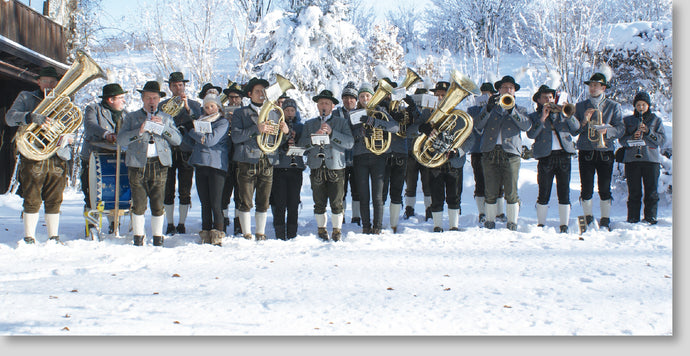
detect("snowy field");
top-left (0, 157), bottom-right (673, 336)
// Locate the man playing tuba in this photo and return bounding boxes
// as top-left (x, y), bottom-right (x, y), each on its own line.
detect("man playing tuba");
top-left (474, 75), bottom-right (531, 231)
top-left (5, 67), bottom-right (75, 244)
top-left (231, 77), bottom-right (288, 241)
top-left (573, 68), bottom-right (624, 231)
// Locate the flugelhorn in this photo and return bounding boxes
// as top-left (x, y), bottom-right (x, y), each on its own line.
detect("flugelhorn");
top-left (412, 70), bottom-right (480, 168)
top-left (498, 93), bottom-right (515, 110)
top-left (257, 74), bottom-right (295, 154)
top-left (15, 50), bottom-right (107, 161)
top-left (587, 109), bottom-right (606, 148)
top-left (363, 79), bottom-right (394, 155)
top-left (390, 68), bottom-right (422, 138)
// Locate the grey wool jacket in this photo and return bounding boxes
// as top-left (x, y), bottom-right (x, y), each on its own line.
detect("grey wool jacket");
top-left (80, 102), bottom-right (128, 160)
top-left (619, 112), bottom-right (666, 164)
top-left (230, 105), bottom-right (283, 165)
top-left (117, 108), bottom-right (182, 168)
top-left (574, 96), bottom-right (624, 151)
top-left (298, 113), bottom-right (354, 170)
top-left (474, 104), bottom-right (532, 155)
top-left (526, 109), bottom-right (580, 159)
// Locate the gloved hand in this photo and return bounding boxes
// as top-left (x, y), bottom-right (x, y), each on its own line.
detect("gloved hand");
top-left (29, 112), bottom-right (47, 125)
top-left (360, 115), bottom-right (374, 127)
top-left (418, 122), bottom-right (433, 136)
top-left (486, 95), bottom-right (498, 112)
top-left (403, 95), bottom-right (416, 107)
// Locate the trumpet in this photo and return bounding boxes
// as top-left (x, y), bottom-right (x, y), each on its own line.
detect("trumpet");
top-left (498, 93), bottom-right (515, 110)
top-left (587, 109), bottom-right (606, 148)
top-left (544, 102), bottom-right (575, 118)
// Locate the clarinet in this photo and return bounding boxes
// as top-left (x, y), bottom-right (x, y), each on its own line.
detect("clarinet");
top-left (634, 114), bottom-right (644, 159)
top-left (148, 105), bottom-right (156, 144)
top-left (287, 121), bottom-right (298, 167)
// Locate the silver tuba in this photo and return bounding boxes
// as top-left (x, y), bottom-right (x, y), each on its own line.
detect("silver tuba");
top-left (16, 50), bottom-right (107, 161)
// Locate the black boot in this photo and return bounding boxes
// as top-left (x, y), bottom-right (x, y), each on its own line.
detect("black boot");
top-left (176, 224), bottom-right (186, 234)
top-left (484, 220), bottom-right (496, 229)
top-left (233, 217), bottom-right (242, 236)
top-left (24, 236), bottom-right (36, 244)
top-left (351, 217), bottom-right (361, 226)
top-left (153, 235), bottom-right (165, 246)
top-left (332, 228), bottom-right (342, 242)
top-left (425, 207), bottom-right (432, 221)
top-left (49, 236), bottom-right (61, 243)
top-left (599, 217), bottom-right (611, 231)
top-left (133, 235), bottom-right (144, 246)
top-left (627, 201), bottom-right (641, 223)
top-left (585, 215), bottom-right (594, 225)
top-left (403, 206), bottom-right (415, 219)
top-left (643, 199), bottom-right (658, 225)
top-left (317, 227), bottom-right (329, 241)
top-left (166, 224), bottom-right (176, 235)
top-left (560, 225), bottom-right (568, 233)
top-left (274, 224), bottom-right (286, 240)
top-left (433, 226), bottom-right (443, 232)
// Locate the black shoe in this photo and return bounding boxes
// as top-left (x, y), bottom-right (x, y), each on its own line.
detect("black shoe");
top-left (233, 217), bottom-right (242, 236)
top-left (153, 235), bottom-right (165, 246)
top-left (403, 206), bottom-right (415, 220)
top-left (287, 224), bottom-right (298, 239)
top-left (433, 226), bottom-right (443, 232)
top-left (317, 227), bottom-right (329, 241)
top-left (362, 226), bottom-right (372, 234)
top-left (599, 217), bottom-right (611, 230)
top-left (626, 218), bottom-right (640, 223)
top-left (176, 224), bottom-right (186, 234)
top-left (507, 222), bottom-right (518, 231)
top-left (49, 236), bottom-right (61, 243)
top-left (133, 235), bottom-right (144, 246)
top-left (108, 222), bottom-right (115, 234)
top-left (644, 217), bottom-right (658, 225)
top-left (496, 213), bottom-right (507, 222)
top-left (351, 217), bottom-right (361, 226)
top-left (537, 224), bottom-right (545, 227)
top-left (585, 215), bottom-right (594, 225)
top-left (478, 213), bottom-right (486, 223)
top-left (24, 237), bottom-right (36, 244)
top-left (166, 224), bottom-right (176, 235)
top-left (484, 221), bottom-right (496, 229)
top-left (560, 225), bottom-right (568, 233)
top-left (275, 225), bottom-right (286, 240)
top-left (425, 207), bottom-right (432, 221)
top-left (449, 227), bottom-right (459, 231)
top-left (332, 229), bottom-right (342, 242)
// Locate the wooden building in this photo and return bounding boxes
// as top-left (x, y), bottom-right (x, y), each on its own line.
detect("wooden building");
top-left (0, 0), bottom-right (69, 193)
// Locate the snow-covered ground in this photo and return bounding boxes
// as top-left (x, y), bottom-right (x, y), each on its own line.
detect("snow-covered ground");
top-left (0, 156), bottom-right (673, 336)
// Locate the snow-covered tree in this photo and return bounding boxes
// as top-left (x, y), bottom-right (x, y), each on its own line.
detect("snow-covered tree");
top-left (245, 3), bottom-right (371, 117)
top-left (367, 22), bottom-right (405, 83)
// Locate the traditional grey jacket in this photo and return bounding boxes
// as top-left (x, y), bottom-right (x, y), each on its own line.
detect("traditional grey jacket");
top-left (350, 105), bottom-right (398, 157)
top-left (466, 104), bottom-right (484, 154)
top-left (526, 109), bottom-right (580, 159)
top-left (298, 113), bottom-right (354, 170)
top-left (182, 116), bottom-right (230, 171)
top-left (574, 96), bottom-right (624, 151)
top-left (619, 112), bottom-right (666, 164)
top-left (474, 104), bottom-right (531, 155)
top-left (230, 105), bottom-right (282, 165)
top-left (117, 108), bottom-right (182, 168)
top-left (80, 102), bottom-right (128, 160)
top-left (5, 90), bottom-right (72, 160)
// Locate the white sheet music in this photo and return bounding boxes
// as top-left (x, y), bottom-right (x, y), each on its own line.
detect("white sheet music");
top-left (144, 121), bottom-right (165, 136)
top-left (264, 83), bottom-right (283, 103)
top-left (286, 146), bottom-right (306, 156)
top-left (311, 134), bottom-right (330, 145)
top-left (391, 87), bottom-right (407, 101)
top-left (349, 109), bottom-right (367, 125)
top-left (627, 139), bottom-right (647, 147)
top-left (421, 94), bottom-right (438, 109)
top-left (193, 120), bottom-right (213, 134)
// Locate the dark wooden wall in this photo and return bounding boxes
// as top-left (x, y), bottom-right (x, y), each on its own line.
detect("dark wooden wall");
top-left (0, 0), bottom-right (66, 63)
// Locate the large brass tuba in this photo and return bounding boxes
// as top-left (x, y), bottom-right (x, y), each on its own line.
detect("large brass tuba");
top-left (587, 109), bottom-right (606, 148)
top-left (412, 70), bottom-right (480, 168)
top-left (257, 74), bottom-right (295, 153)
top-left (16, 50), bottom-right (107, 161)
top-left (363, 79), bottom-right (394, 155)
top-left (389, 68), bottom-right (422, 138)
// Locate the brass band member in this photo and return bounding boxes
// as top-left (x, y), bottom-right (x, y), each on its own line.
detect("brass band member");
top-left (526, 85), bottom-right (579, 233)
top-left (80, 83), bottom-right (128, 234)
top-left (231, 77), bottom-right (289, 241)
top-left (382, 82), bottom-right (421, 233)
top-left (181, 93), bottom-right (229, 245)
top-left (220, 81), bottom-right (244, 235)
top-left (334, 81), bottom-right (361, 226)
top-left (160, 72), bottom-right (202, 235)
top-left (270, 98), bottom-right (305, 240)
top-left (298, 90), bottom-right (354, 241)
top-left (619, 91), bottom-right (666, 225)
top-left (118, 81), bottom-right (182, 246)
top-left (351, 82), bottom-right (398, 234)
top-left (574, 69), bottom-right (624, 231)
top-left (403, 86), bottom-right (436, 221)
top-left (5, 67), bottom-right (74, 244)
top-left (466, 82), bottom-right (506, 224)
top-left (475, 75), bottom-right (531, 230)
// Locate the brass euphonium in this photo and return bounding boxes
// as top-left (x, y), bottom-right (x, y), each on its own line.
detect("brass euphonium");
top-left (160, 95), bottom-right (185, 117)
top-left (389, 67), bottom-right (422, 138)
top-left (364, 79), bottom-right (394, 155)
top-left (16, 49), bottom-right (107, 161)
top-left (257, 74), bottom-right (295, 154)
top-left (412, 70), bottom-right (480, 168)
top-left (587, 109), bottom-right (606, 148)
